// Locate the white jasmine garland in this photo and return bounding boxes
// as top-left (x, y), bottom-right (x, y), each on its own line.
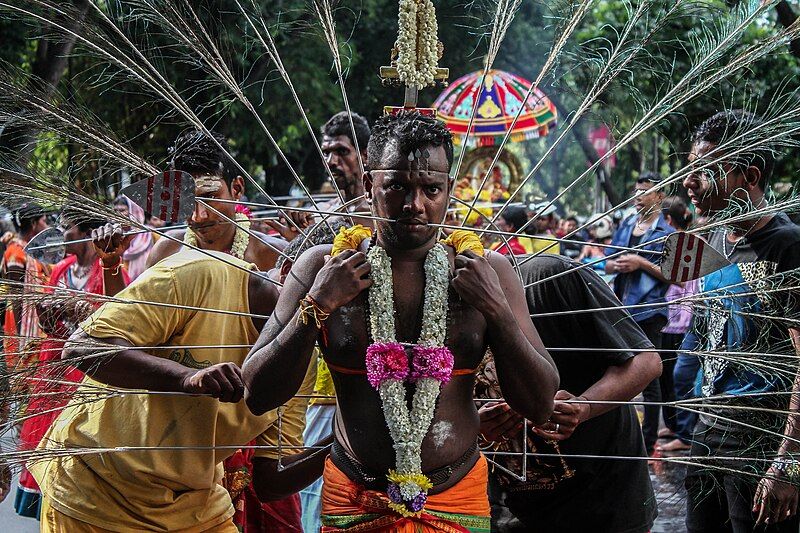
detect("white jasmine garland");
top-left (395, 0), bottom-right (440, 89)
top-left (366, 243), bottom-right (451, 515)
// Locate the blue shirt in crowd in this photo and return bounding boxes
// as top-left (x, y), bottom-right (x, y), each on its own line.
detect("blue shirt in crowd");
top-left (606, 214), bottom-right (673, 323)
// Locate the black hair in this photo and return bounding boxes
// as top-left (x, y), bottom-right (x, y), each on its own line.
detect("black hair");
top-left (169, 130), bottom-right (238, 186)
top-left (566, 215), bottom-right (579, 224)
top-left (367, 111), bottom-right (454, 169)
top-left (662, 195), bottom-right (693, 230)
top-left (692, 110), bottom-right (774, 190)
top-left (275, 219), bottom-right (350, 271)
top-left (500, 205), bottom-right (529, 233)
top-left (13, 202), bottom-right (46, 233)
top-left (321, 112), bottom-right (371, 151)
top-left (61, 207), bottom-right (105, 234)
top-left (636, 171), bottom-right (663, 185)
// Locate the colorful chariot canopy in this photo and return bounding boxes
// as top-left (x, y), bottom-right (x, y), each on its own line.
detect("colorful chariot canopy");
top-left (431, 69), bottom-right (557, 147)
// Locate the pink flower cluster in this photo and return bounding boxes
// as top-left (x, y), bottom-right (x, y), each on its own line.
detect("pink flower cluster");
top-left (366, 342), bottom-right (408, 388)
top-left (410, 346), bottom-right (454, 384)
top-left (365, 343), bottom-right (455, 389)
top-left (235, 204), bottom-right (253, 218)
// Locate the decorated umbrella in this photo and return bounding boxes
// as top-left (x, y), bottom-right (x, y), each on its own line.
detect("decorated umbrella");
top-left (432, 69), bottom-right (557, 146)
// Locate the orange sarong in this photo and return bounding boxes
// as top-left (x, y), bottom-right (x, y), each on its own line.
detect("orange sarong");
top-left (320, 455), bottom-right (491, 532)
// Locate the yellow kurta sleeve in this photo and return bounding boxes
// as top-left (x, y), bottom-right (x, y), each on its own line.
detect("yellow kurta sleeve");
top-left (80, 264), bottom-right (188, 349)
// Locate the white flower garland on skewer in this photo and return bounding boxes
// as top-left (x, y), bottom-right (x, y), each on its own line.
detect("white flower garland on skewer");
top-left (396, 0), bottom-right (440, 89)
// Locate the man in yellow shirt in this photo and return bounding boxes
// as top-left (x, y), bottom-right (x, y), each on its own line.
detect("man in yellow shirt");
top-left (30, 249), bottom-right (315, 532)
top-left (520, 201), bottom-right (561, 255)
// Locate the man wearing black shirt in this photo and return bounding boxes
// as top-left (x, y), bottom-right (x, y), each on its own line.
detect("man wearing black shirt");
top-left (682, 110), bottom-right (800, 532)
top-left (477, 254), bottom-right (662, 532)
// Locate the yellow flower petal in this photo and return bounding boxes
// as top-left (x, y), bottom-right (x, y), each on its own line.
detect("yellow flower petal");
top-left (331, 225), bottom-right (372, 257)
top-left (388, 502), bottom-right (424, 518)
top-left (440, 229), bottom-right (484, 256)
top-left (387, 470), bottom-right (434, 490)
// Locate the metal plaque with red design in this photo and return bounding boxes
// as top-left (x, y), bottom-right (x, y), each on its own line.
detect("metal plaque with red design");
top-left (119, 171), bottom-right (195, 223)
top-left (661, 231), bottom-right (730, 282)
top-left (25, 227), bottom-right (66, 264)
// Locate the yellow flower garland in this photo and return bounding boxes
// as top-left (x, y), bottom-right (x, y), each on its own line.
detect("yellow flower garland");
top-left (330, 225), bottom-right (372, 257)
top-left (440, 229), bottom-right (484, 256)
top-left (332, 225), bottom-right (484, 258)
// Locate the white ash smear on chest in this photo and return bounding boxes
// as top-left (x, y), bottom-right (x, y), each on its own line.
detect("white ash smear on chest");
top-left (337, 303), bottom-right (363, 347)
top-left (431, 420), bottom-right (454, 448)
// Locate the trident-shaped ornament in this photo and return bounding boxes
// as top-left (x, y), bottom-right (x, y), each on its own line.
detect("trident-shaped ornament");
top-left (380, 64), bottom-right (448, 116)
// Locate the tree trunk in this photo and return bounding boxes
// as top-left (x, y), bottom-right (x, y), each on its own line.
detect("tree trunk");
top-left (775, 1), bottom-right (800, 59)
top-left (0, 0), bottom-right (91, 167)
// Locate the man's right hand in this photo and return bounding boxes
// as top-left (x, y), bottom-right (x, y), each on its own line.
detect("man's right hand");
top-left (264, 211), bottom-right (315, 241)
top-left (180, 362), bottom-right (244, 403)
top-left (92, 223), bottom-right (134, 265)
top-left (478, 401), bottom-right (523, 442)
top-left (307, 249), bottom-right (372, 312)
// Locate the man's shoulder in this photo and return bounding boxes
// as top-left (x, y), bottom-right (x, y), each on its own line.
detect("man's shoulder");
top-left (292, 244), bottom-right (333, 273)
top-left (517, 254), bottom-right (586, 287)
top-left (146, 229), bottom-right (185, 266)
top-left (159, 228), bottom-right (187, 241)
top-left (742, 214), bottom-right (800, 262)
top-left (767, 214), bottom-right (800, 242)
top-left (519, 253), bottom-right (573, 272)
top-left (251, 231), bottom-right (288, 253)
top-left (154, 249), bottom-right (251, 282)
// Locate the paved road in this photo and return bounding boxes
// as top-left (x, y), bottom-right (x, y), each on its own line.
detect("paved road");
top-left (0, 475), bottom-right (39, 533)
top-left (650, 455), bottom-right (688, 532)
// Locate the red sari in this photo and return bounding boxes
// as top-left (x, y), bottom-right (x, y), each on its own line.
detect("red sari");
top-left (15, 256), bottom-right (129, 518)
top-left (223, 442), bottom-right (303, 532)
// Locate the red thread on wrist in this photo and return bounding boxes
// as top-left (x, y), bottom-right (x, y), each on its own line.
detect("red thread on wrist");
top-left (102, 258), bottom-right (122, 275)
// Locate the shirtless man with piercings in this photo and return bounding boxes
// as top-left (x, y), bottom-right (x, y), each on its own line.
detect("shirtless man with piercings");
top-left (243, 112), bottom-right (559, 531)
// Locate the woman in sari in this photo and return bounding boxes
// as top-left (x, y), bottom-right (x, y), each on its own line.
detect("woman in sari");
top-left (14, 213), bottom-right (130, 519)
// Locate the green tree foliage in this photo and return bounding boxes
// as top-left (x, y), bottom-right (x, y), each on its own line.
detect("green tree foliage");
top-left (1, 0), bottom-right (798, 210)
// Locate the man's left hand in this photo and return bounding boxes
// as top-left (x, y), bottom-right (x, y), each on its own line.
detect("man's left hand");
top-left (92, 223), bottom-right (133, 265)
top-left (533, 390), bottom-right (591, 441)
top-left (753, 467), bottom-right (799, 526)
top-left (614, 254), bottom-right (642, 273)
top-left (451, 251), bottom-right (505, 317)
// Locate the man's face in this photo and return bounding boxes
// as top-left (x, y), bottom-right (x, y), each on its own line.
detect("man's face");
top-left (60, 219), bottom-right (85, 256)
top-left (633, 181), bottom-right (664, 217)
top-left (683, 141), bottom-right (751, 217)
top-left (366, 142), bottom-right (451, 250)
top-left (114, 203), bottom-right (131, 231)
top-left (534, 215), bottom-right (550, 233)
top-left (189, 174), bottom-right (242, 244)
top-left (565, 219), bottom-right (577, 233)
top-left (321, 134), bottom-right (364, 200)
top-left (32, 216), bottom-right (48, 235)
